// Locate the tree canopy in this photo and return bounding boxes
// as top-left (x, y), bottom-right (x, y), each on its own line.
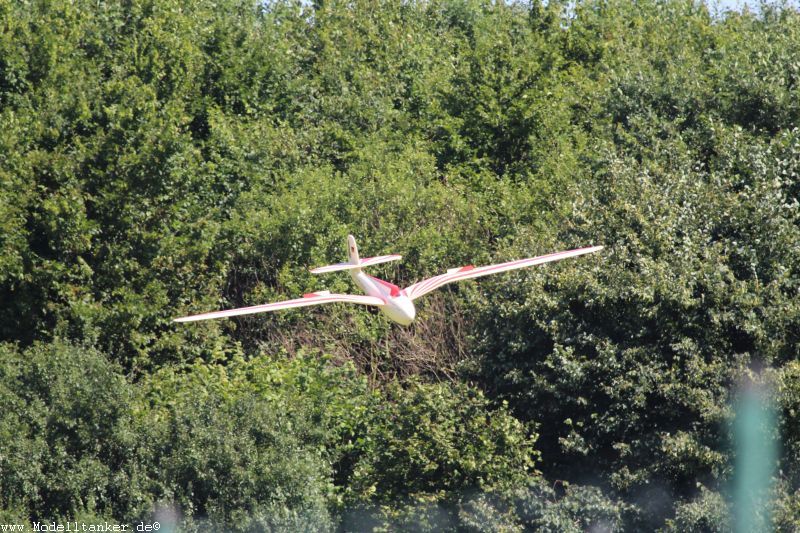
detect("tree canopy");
top-left (1, 0), bottom-right (799, 530)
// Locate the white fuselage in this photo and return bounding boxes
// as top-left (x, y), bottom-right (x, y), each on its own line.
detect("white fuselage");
top-left (351, 270), bottom-right (416, 325)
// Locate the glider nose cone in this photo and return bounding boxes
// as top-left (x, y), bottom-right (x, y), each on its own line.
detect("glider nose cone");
top-left (400, 297), bottom-right (416, 324)
top-left (383, 295), bottom-right (416, 325)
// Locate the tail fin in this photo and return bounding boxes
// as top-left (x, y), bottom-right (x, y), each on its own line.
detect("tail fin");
top-left (347, 235), bottom-right (360, 265)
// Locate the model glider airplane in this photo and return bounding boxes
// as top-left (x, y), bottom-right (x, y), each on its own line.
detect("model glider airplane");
top-left (174, 236), bottom-right (603, 326)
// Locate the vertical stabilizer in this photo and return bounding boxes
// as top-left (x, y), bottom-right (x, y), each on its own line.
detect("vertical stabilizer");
top-left (347, 235), bottom-right (360, 265)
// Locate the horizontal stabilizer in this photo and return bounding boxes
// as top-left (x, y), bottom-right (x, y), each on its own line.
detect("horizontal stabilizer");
top-left (310, 255), bottom-right (402, 274)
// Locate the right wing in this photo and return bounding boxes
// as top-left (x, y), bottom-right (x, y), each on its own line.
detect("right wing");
top-left (403, 246), bottom-right (603, 301)
top-left (174, 291), bottom-right (385, 323)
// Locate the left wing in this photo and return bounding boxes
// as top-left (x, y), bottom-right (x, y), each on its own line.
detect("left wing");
top-left (403, 246), bottom-right (603, 301)
top-left (174, 291), bottom-right (385, 323)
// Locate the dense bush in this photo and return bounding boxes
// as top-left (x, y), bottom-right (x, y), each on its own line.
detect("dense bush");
top-left (0, 342), bottom-right (139, 520)
top-left (0, 344), bottom-right (537, 531)
top-left (2, 0), bottom-right (799, 530)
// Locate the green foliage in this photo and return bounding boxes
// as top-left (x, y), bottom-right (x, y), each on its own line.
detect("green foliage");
top-left (0, 344), bottom-right (536, 531)
top-left (3, 0), bottom-right (800, 530)
top-left (661, 487), bottom-right (730, 532)
top-left (344, 380), bottom-right (536, 501)
top-left (337, 379), bottom-right (537, 530)
top-left (135, 352), bottom-right (368, 531)
top-left (466, 1), bottom-right (800, 529)
top-left (0, 341), bottom-right (138, 519)
top-left (136, 354), bottom-right (540, 531)
top-left (512, 482), bottom-right (628, 532)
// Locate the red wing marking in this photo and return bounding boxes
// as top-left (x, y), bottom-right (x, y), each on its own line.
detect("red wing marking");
top-left (369, 275), bottom-right (402, 297)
